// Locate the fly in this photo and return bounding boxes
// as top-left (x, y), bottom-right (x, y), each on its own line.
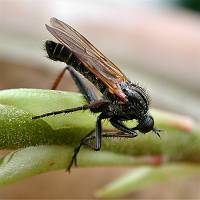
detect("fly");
top-left (32, 18), bottom-right (161, 171)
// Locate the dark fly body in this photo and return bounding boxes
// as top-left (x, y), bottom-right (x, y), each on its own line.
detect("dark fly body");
top-left (33, 18), bottom-right (161, 171)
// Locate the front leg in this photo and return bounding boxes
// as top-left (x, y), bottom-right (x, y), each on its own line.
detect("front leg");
top-left (110, 118), bottom-right (138, 137)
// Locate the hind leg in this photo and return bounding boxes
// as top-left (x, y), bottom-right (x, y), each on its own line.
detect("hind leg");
top-left (51, 66), bottom-right (68, 90)
top-left (34, 65), bottom-right (109, 119)
top-left (51, 65), bottom-right (99, 103)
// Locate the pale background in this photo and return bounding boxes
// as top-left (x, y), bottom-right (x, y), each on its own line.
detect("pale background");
top-left (0, 0), bottom-right (200, 198)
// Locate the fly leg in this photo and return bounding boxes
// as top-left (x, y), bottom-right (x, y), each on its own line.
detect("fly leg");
top-left (67, 113), bottom-right (107, 171)
top-left (51, 66), bottom-right (110, 167)
top-left (42, 65), bottom-right (111, 171)
top-left (67, 129), bottom-right (95, 172)
top-left (51, 65), bottom-right (99, 103)
top-left (67, 129), bottom-right (137, 172)
top-left (66, 66), bottom-right (99, 103)
top-left (32, 99), bottom-right (109, 119)
top-left (51, 66), bottom-right (68, 90)
top-left (33, 65), bottom-right (109, 119)
top-left (110, 118), bottom-right (138, 137)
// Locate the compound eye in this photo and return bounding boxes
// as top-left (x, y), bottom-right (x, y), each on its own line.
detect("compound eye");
top-left (137, 115), bottom-right (154, 133)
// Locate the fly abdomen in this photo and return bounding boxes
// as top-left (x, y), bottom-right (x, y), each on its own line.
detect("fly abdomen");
top-left (45, 40), bottom-right (73, 63)
top-left (45, 40), bottom-right (107, 94)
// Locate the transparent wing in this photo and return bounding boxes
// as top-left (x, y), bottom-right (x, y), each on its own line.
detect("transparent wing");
top-left (46, 17), bottom-right (128, 101)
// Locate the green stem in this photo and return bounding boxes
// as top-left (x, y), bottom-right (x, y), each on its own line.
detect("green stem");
top-left (0, 145), bottom-right (156, 186)
top-left (0, 89), bottom-right (199, 162)
top-left (0, 89), bottom-right (199, 187)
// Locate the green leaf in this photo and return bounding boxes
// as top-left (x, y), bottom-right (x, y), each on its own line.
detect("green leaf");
top-left (0, 88), bottom-right (96, 130)
top-left (0, 88), bottom-right (197, 152)
top-left (0, 89), bottom-right (96, 148)
top-left (0, 88), bottom-right (199, 188)
top-left (0, 145), bottom-right (151, 186)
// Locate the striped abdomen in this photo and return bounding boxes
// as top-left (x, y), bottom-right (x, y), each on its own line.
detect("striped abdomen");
top-left (45, 40), bottom-right (107, 94)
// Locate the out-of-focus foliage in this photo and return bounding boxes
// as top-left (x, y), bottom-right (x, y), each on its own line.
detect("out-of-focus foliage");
top-left (176, 0), bottom-right (200, 12)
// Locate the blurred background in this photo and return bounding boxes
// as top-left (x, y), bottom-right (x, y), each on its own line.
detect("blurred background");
top-left (0, 0), bottom-right (200, 198)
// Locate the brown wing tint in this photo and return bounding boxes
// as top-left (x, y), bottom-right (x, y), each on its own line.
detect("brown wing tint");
top-left (46, 17), bottom-right (128, 102)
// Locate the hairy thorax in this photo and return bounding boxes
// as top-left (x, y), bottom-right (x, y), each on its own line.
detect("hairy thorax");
top-left (106, 81), bottom-right (150, 120)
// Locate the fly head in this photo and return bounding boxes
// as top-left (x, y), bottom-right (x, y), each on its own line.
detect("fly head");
top-left (136, 115), bottom-right (161, 137)
top-left (137, 115), bottom-right (154, 133)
